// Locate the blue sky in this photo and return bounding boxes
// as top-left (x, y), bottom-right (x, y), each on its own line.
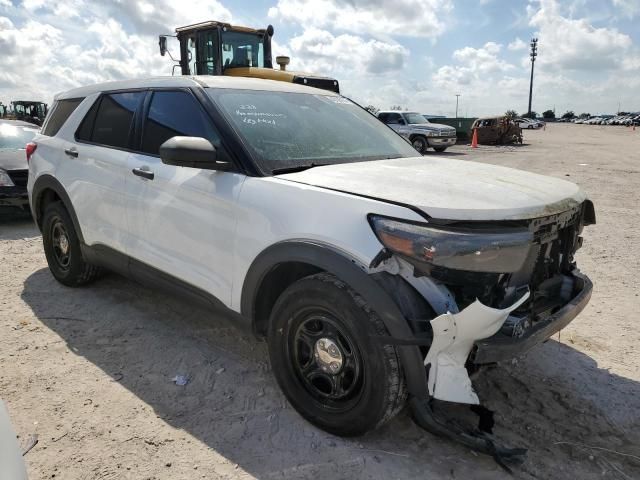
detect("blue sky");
top-left (1, 0), bottom-right (639, 116)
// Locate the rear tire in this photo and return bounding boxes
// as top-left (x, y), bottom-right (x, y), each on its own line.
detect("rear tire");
top-left (267, 273), bottom-right (407, 436)
top-left (42, 202), bottom-right (100, 287)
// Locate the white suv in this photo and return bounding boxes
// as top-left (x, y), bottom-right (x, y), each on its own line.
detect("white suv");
top-left (28, 76), bottom-right (594, 459)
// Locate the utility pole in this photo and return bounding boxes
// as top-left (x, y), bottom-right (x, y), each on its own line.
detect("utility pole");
top-left (528, 38), bottom-right (538, 118)
top-left (455, 94), bottom-right (460, 118)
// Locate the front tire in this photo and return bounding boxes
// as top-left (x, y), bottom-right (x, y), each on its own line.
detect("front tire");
top-left (267, 273), bottom-right (406, 436)
top-left (411, 135), bottom-right (428, 154)
top-left (433, 146), bottom-right (448, 152)
top-left (42, 202), bottom-right (100, 287)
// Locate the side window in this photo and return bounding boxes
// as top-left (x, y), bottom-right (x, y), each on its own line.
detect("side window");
top-left (377, 113), bottom-right (388, 123)
top-left (77, 92), bottom-right (144, 149)
top-left (387, 113), bottom-right (402, 124)
top-left (141, 90), bottom-right (220, 156)
top-left (41, 98), bottom-right (84, 136)
top-left (75, 98), bottom-right (101, 142)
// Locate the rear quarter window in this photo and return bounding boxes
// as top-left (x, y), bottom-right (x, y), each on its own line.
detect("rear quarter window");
top-left (41, 98), bottom-right (84, 136)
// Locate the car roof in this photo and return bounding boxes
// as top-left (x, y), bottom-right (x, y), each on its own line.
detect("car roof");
top-left (0, 119), bottom-right (39, 129)
top-left (56, 76), bottom-right (339, 100)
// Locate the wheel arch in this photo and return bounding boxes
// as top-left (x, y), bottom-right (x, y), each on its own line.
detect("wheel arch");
top-left (31, 175), bottom-right (85, 244)
top-left (241, 240), bottom-right (429, 398)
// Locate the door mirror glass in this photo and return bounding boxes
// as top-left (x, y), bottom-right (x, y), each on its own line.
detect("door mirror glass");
top-left (160, 136), bottom-right (232, 171)
top-left (159, 36), bottom-right (167, 56)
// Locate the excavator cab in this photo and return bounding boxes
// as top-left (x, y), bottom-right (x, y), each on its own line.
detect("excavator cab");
top-left (160, 21), bottom-right (340, 93)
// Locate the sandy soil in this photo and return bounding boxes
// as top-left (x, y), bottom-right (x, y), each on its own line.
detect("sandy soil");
top-left (1, 123), bottom-right (639, 479)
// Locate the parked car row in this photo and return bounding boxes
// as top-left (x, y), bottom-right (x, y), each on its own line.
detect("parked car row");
top-left (573, 114), bottom-right (640, 125)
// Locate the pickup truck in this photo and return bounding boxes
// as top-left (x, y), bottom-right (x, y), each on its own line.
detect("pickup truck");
top-left (377, 110), bottom-right (457, 153)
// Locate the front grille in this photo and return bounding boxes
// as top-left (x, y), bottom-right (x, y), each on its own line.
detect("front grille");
top-left (439, 130), bottom-right (457, 137)
top-left (8, 169), bottom-right (28, 187)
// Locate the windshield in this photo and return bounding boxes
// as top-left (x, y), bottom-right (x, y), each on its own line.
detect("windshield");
top-left (208, 89), bottom-right (418, 174)
top-left (404, 113), bottom-right (429, 125)
top-left (0, 123), bottom-right (38, 149)
top-left (221, 31), bottom-right (265, 68)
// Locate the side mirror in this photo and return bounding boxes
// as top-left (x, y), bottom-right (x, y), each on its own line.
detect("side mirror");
top-left (159, 136), bottom-right (233, 171)
top-left (159, 36), bottom-right (167, 57)
top-left (398, 118), bottom-right (406, 125)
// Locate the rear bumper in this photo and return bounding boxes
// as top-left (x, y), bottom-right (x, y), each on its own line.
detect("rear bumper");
top-left (472, 271), bottom-right (592, 364)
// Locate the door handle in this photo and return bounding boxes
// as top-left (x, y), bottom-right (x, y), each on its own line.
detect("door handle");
top-left (64, 148), bottom-right (78, 158)
top-left (132, 167), bottom-right (154, 180)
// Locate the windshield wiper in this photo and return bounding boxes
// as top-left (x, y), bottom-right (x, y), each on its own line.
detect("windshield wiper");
top-left (272, 163), bottom-right (326, 175)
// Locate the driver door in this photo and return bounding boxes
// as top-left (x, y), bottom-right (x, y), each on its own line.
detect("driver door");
top-left (125, 89), bottom-right (245, 306)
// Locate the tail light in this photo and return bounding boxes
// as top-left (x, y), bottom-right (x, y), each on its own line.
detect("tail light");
top-left (26, 142), bottom-right (37, 163)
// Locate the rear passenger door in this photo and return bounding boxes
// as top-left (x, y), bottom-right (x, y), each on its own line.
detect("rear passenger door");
top-left (63, 91), bottom-right (145, 253)
top-left (125, 89), bottom-right (245, 306)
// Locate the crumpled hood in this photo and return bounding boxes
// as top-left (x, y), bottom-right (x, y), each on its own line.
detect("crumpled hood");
top-left (276, 157), bottom-right (586, 221)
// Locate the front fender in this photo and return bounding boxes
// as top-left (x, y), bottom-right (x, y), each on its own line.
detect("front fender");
top-left (241, 240), bottom-right (429, 398)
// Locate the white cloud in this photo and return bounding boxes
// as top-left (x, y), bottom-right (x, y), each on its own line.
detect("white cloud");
top-left (529, 0), bottom-right (633, 71)
top-left (508, 37), bottom-right (528, 51)
top-left (430, 41), bottom-right (514, 93)
top-left (287, 28), bottom-right (409, 76)
top-left (612, 0), bottom-right (640, 18)
top-left (268, 0), bottom-right (453, 38)
top-left (0, 13), bottom-right (168, 103)
top-left (102, 0), bottom-right (232, 36)
top-left (452, 42), bottom-right (513, 73)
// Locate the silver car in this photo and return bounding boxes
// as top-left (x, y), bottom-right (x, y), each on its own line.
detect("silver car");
top-left (377, 111), bottom-right (457, 153)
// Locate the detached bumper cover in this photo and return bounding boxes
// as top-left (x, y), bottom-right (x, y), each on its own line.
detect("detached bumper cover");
top-left (473, 271), bottom-right (592, 364)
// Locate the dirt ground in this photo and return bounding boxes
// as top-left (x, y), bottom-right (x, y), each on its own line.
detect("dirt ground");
top-left (1, 123), bottom-right (639, 479)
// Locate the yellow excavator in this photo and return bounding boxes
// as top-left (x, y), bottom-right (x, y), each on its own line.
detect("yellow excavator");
top-left (159, 21), bottom-right (340, 93)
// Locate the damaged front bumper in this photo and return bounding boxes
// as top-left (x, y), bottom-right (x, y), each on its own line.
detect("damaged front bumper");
top-left (472, 270), bottom-right (592, 364)
top-left (408, 272), bottom-right (591, 472)
top-left (371, 264), bottom-right (592, 471)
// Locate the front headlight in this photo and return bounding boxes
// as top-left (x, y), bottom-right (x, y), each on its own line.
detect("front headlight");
top-left (423, 130), bottom-right (438, 137)
top-left (368, 215), bottom-right (533, 273)
top-left (0, 169), bottom-right (14, 187)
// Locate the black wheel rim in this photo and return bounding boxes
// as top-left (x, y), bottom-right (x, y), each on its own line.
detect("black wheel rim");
top-left (50, 218), bottom-right (71, 271)
top-left (288, 312), bottom-right (364, 411)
